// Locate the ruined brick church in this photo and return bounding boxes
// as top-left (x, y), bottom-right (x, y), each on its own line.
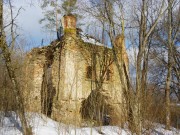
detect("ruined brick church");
top-left (24, 14), bottom-right (129, 125)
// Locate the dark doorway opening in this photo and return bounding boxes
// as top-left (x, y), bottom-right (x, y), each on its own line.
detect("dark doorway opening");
top-left (41, 66), bottom-right (56, 117)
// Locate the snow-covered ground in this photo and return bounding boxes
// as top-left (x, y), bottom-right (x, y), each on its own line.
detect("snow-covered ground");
top-left (0, 112), bottom-right (179, 135)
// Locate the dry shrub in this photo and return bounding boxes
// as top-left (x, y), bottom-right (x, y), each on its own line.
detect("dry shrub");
top-left (141, 89), bottom-right (166, 131)
top-left (0, 62), bottom-right (17, 111)
top-left (171, 104), bottom-right (180, 129)
top-left (142, 88), bottom-right (180, 131)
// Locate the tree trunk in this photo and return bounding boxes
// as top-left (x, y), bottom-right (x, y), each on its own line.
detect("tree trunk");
top-left (165, 0), bottom-right (173, 130)
top-left (0, 1), bottom-right (32, 134)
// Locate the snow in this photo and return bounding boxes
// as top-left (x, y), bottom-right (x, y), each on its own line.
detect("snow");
top-left (0, 112), bottom-right (179, 135)
top-left (80, 33), bottom-right (105, 46)
top-left (153, 123), bottom-right (180, 135)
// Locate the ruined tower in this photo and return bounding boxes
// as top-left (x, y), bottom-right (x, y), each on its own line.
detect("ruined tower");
top-left (25, 14), bottom-right (129, 126)
top-left (114, 34), bottom-right (129, 74)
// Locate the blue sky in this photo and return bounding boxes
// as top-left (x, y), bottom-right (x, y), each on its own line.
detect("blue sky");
top-left (8, 0), bottom-right (131, 51)
top-left (8, 0), bottom-right (52, 50)
top-left (10, 0), bottom-right (93, 50)
top-left (11, 0), bottom-right (90, 50)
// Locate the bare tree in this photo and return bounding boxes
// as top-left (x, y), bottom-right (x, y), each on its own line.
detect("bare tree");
top-left (0, 0), bottom-right (32, 134)
top-left (165, 0), bottom-right (173, 129)
top-left (152, 0), bottom-right (179, 129)
top-left (81, 0), bottom-right (168, 134)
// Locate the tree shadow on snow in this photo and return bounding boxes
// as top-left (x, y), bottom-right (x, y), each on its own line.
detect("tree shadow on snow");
top-left (152, 130), bottom-right (164, 135)
top-left (5, 112), bottom-right (23, 133)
